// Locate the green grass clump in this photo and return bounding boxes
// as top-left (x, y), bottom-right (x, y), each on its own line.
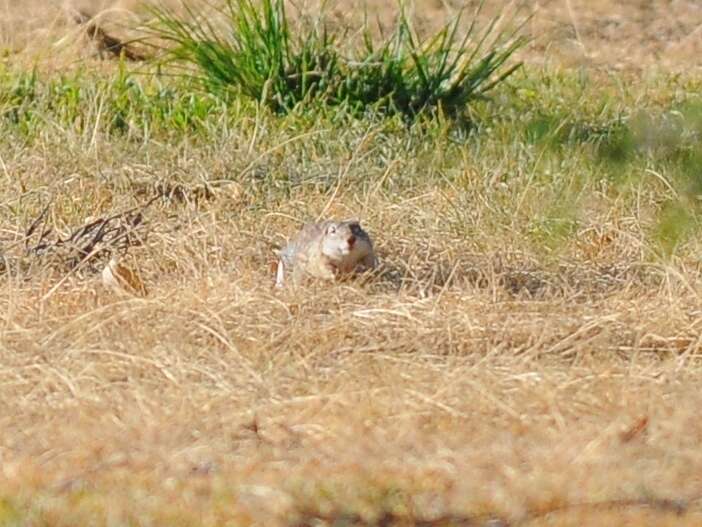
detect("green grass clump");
top-left (0, 66), bottom-right (226, 140)
top-left (145, 0), bottom-right (526, 118)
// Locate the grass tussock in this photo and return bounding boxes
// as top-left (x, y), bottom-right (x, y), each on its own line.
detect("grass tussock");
top-left (145, 0), bottom-right (527, 118)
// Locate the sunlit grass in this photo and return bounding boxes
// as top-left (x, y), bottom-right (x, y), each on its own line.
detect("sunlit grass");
top-left (144, 0), bottom-right (527, 118)
top-left (4, 3), bottom-right (702, 525)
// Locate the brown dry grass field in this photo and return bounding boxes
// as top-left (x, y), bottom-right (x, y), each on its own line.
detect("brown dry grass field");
top-left (3, 1), bottom-right (702, 526)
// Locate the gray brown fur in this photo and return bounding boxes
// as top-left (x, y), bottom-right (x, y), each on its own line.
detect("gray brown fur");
top-left (276, 219), bottom-right (376, 287)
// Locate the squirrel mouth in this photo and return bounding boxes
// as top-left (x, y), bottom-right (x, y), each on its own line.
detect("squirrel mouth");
top-left (330, 245), bottom-right (353, 258)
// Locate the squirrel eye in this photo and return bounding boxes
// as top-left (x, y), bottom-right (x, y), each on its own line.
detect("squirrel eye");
top-left (327, 225), bottom-right (337, 234)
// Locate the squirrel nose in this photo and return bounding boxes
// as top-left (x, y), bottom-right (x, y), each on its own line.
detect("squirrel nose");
top-left (348, 235), bottom-right (356, 247)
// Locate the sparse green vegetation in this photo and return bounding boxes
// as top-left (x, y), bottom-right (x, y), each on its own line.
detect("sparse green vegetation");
top-left (0, 66), bottom-right (226, 138)
top-left (3, 63), bottom-right (702, 257)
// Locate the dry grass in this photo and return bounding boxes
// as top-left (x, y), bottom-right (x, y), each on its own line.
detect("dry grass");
top-left (4, 0), bottom-right (702, 71)
top-left (4, 125), bottom-right (702, 524)
top-left (3, 1), bottom-right (702, 526)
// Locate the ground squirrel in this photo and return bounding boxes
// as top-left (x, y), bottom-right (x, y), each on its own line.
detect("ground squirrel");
top-left (275, 219), bottom-right (377, 287)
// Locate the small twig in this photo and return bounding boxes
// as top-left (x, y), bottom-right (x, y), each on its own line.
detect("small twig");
top-left (290, 493), bottom-right (702, 527)
top-left (564, 0), bottom-right (586, 55)
top-left (292, 509), bottom-right (489, 527)
top-left (73, 10), bottom-right (147, 61)
top-left (24, 195), bottom-right (158, 274)
top-left (24, 202), bottom-right (51, 248)
top-left (53, 456), bottom-right (131, 494)
top-left (518, 496), bottom-right (691, 524)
